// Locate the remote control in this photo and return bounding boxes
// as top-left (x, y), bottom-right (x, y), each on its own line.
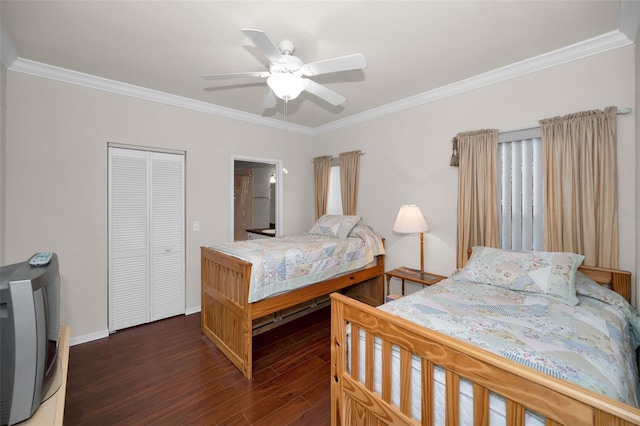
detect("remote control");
top-left (29, 252), bottom-right (53, 267)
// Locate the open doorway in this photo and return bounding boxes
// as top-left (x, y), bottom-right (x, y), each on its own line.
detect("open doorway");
top-left (231, 155), bottom-right (283, 241)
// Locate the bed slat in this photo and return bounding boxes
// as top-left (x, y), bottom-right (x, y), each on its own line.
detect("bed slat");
top-left (421, 359), bottom-right (434, 426)
top-left (400, 348), bottom-right (412, 416)
top-left (506, 398), bottom-right (526, 426)
top-left (472, 383), bottom-right (490, 426)
top-left (445, 370), bottom-right (460, 426)
top-left (351, 324), bottom-right (361, 382)
top-left (366, 331), bottom-right (375, 390)
top-left (381, 340), bottom-right (392, 403)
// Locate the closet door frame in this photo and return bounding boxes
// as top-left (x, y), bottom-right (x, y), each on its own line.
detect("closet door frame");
top-left (108, 144), bottom-right (186, 332)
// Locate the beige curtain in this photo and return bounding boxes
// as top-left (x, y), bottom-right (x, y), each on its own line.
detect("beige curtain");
top-left (339, 150), bottom-right (361, 215)
top-left (313, 155), bottom-right (332, 220)
top-left (456, 129), bottom-right (499, 268)
top-left (540, 107), bottom-right (618, 268)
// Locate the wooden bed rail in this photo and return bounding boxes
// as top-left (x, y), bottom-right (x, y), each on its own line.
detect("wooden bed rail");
top-left (330, 292), bottom-right (640, 426)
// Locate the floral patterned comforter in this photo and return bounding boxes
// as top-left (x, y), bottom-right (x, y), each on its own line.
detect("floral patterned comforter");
top-left (378, 277), bottom-right (640, 406)
top-left (211, 226), bottom-right (385, 303)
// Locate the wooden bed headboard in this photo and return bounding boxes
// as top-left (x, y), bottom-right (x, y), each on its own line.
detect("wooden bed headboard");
top-left (578, 264), bottom-right (632, 304)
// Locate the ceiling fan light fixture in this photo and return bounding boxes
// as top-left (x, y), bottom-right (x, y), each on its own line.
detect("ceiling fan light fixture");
top-left (267, 73), bottom-right (307, 101)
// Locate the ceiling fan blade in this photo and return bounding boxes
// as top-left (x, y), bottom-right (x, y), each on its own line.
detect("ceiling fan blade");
top-left (304, 80), bottom-right (346, 106)
top-left (263, 89), bottom-right (278, 109)
top-left (301, 53), bottom-right (366, 76)
top-left (202, 71), bottom-right (269, 80)
top-left (241, 28), bottom-right (285, 64)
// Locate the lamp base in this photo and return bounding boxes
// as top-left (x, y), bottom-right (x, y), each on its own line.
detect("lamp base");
top-left (419, 231), bottom-right (425, 276)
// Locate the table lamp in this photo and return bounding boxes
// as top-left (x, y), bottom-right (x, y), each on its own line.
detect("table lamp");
top-left (393, 204), bottom-right (429, 275)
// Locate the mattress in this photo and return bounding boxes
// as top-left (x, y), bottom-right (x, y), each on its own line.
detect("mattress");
top-left (211, 224), bottom-right (385, 302)
top-left (348, 339), bottom-right (544, 425)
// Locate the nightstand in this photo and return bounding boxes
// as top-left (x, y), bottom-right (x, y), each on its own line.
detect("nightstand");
top-left (385, 266), bottom-right (447, 299)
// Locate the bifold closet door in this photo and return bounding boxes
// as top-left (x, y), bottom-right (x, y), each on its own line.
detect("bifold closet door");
top-left (108, 147), bottom-right (185, 332)
top-left (149, 152), bottom-right (185, 322)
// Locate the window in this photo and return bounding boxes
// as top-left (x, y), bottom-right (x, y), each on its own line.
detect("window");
top-left (497, 128), bottom-right (543, 251)
top-left (326, 165), bottom-right (343, 215)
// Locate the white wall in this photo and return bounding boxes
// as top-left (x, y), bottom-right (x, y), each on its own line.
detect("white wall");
top-left (636, 25), bottom-right (640, 308)
top-left (4, 72), bottom-right (314, 340)
top-left (1, 61), bottom-right (6, 266)
top-left (313, 46), bottom-right (637, 296)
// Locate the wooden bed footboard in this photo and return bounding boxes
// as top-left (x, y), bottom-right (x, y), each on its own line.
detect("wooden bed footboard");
top-left (201, 246), bottom-right (385, 379)
top-left (330, 292), bottom-right (640, 426)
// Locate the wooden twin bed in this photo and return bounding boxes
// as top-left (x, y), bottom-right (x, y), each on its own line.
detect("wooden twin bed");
top-left (330, 264), bottom-right (640, 425)
top-left (200, 244), bottom-right (385, 379)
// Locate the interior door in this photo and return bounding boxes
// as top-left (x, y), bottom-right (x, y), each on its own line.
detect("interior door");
top-left (234, 169), bottom-right (253, 241)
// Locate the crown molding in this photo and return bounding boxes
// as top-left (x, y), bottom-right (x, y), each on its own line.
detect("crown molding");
top-left (3, 29), bottom-right (631, 137)
top-left (311, 30), bottom-right (632, 135)
top-left (7, 57), bottom-right (315, 136)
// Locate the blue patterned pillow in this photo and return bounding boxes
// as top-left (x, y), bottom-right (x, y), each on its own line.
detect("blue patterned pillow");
top-left (308, 215), bottom-right (361, 238)
top-left (453, 246), bottom-right (584, 306)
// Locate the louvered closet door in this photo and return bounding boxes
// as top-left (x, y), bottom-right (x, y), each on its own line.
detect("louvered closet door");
top-left (109, 148), bottom-right (150, 331)
top-left (108, 147), bottom-right (185, 332)
top-left (149, 152), bottom-right (185, 321)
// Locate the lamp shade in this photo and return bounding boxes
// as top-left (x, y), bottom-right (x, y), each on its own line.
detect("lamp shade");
top-left (393, 204), bottom-right (429, 233)
top-left (267, 73), bottom-right (307, 101)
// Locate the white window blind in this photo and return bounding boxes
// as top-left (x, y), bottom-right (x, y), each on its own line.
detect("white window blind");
top-left (497, 128), bottom-right (543, 251)
top-left (326, 165), bottom-right (343, 215)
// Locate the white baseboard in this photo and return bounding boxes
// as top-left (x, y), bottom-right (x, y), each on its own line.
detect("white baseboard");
top-left (185, 305), bottom-right (201, 315)
top-left (70, 329), bottom-right (109, 346)
top-left (69, 306), bottom-right (201, 346)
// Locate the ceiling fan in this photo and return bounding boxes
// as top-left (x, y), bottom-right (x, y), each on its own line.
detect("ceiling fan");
top-left (202, 28), bottom-right (366, 108)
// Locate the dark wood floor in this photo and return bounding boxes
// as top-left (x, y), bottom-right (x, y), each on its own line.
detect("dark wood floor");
top-left (65, 307), bottom-right (332, 425)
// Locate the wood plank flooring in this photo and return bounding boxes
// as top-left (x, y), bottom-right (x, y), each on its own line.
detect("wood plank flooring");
top-left (65, 307), bottom-right (332, 425)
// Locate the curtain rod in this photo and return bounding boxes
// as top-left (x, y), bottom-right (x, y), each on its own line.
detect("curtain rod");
top-left (494, 107), bottom-right (632, 135)
top-left (310, 152), bottom-right (366, 162)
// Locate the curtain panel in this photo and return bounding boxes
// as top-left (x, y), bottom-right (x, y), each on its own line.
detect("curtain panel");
top-left (313, 156), bottom-right (332, 220)
top-left (339, 150), bottom-right (361, 215)
top-left (540, 106), bottom-right (618, 268)
top-left (456, 129), bottom-right (500, 268)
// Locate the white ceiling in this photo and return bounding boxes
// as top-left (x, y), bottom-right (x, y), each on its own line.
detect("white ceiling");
top-left (0, 1), bottom-right (634, 131)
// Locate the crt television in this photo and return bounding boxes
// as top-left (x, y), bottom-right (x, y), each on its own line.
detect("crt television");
top-left (0, 253), bottom-right (60, 425)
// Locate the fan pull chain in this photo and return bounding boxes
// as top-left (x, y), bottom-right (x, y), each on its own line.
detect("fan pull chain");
top-left (284, 99), bottom-right (288, 134)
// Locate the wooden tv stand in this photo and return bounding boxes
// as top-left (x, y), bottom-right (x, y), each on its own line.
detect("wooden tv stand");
top-left (23, 325), bottom-right (70, 426)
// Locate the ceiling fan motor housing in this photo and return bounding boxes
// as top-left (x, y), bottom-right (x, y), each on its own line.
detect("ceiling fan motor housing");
top-left (278, 40), bottom-right (295, 55)
top-left (269, 54), bottom-right (303, 75)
